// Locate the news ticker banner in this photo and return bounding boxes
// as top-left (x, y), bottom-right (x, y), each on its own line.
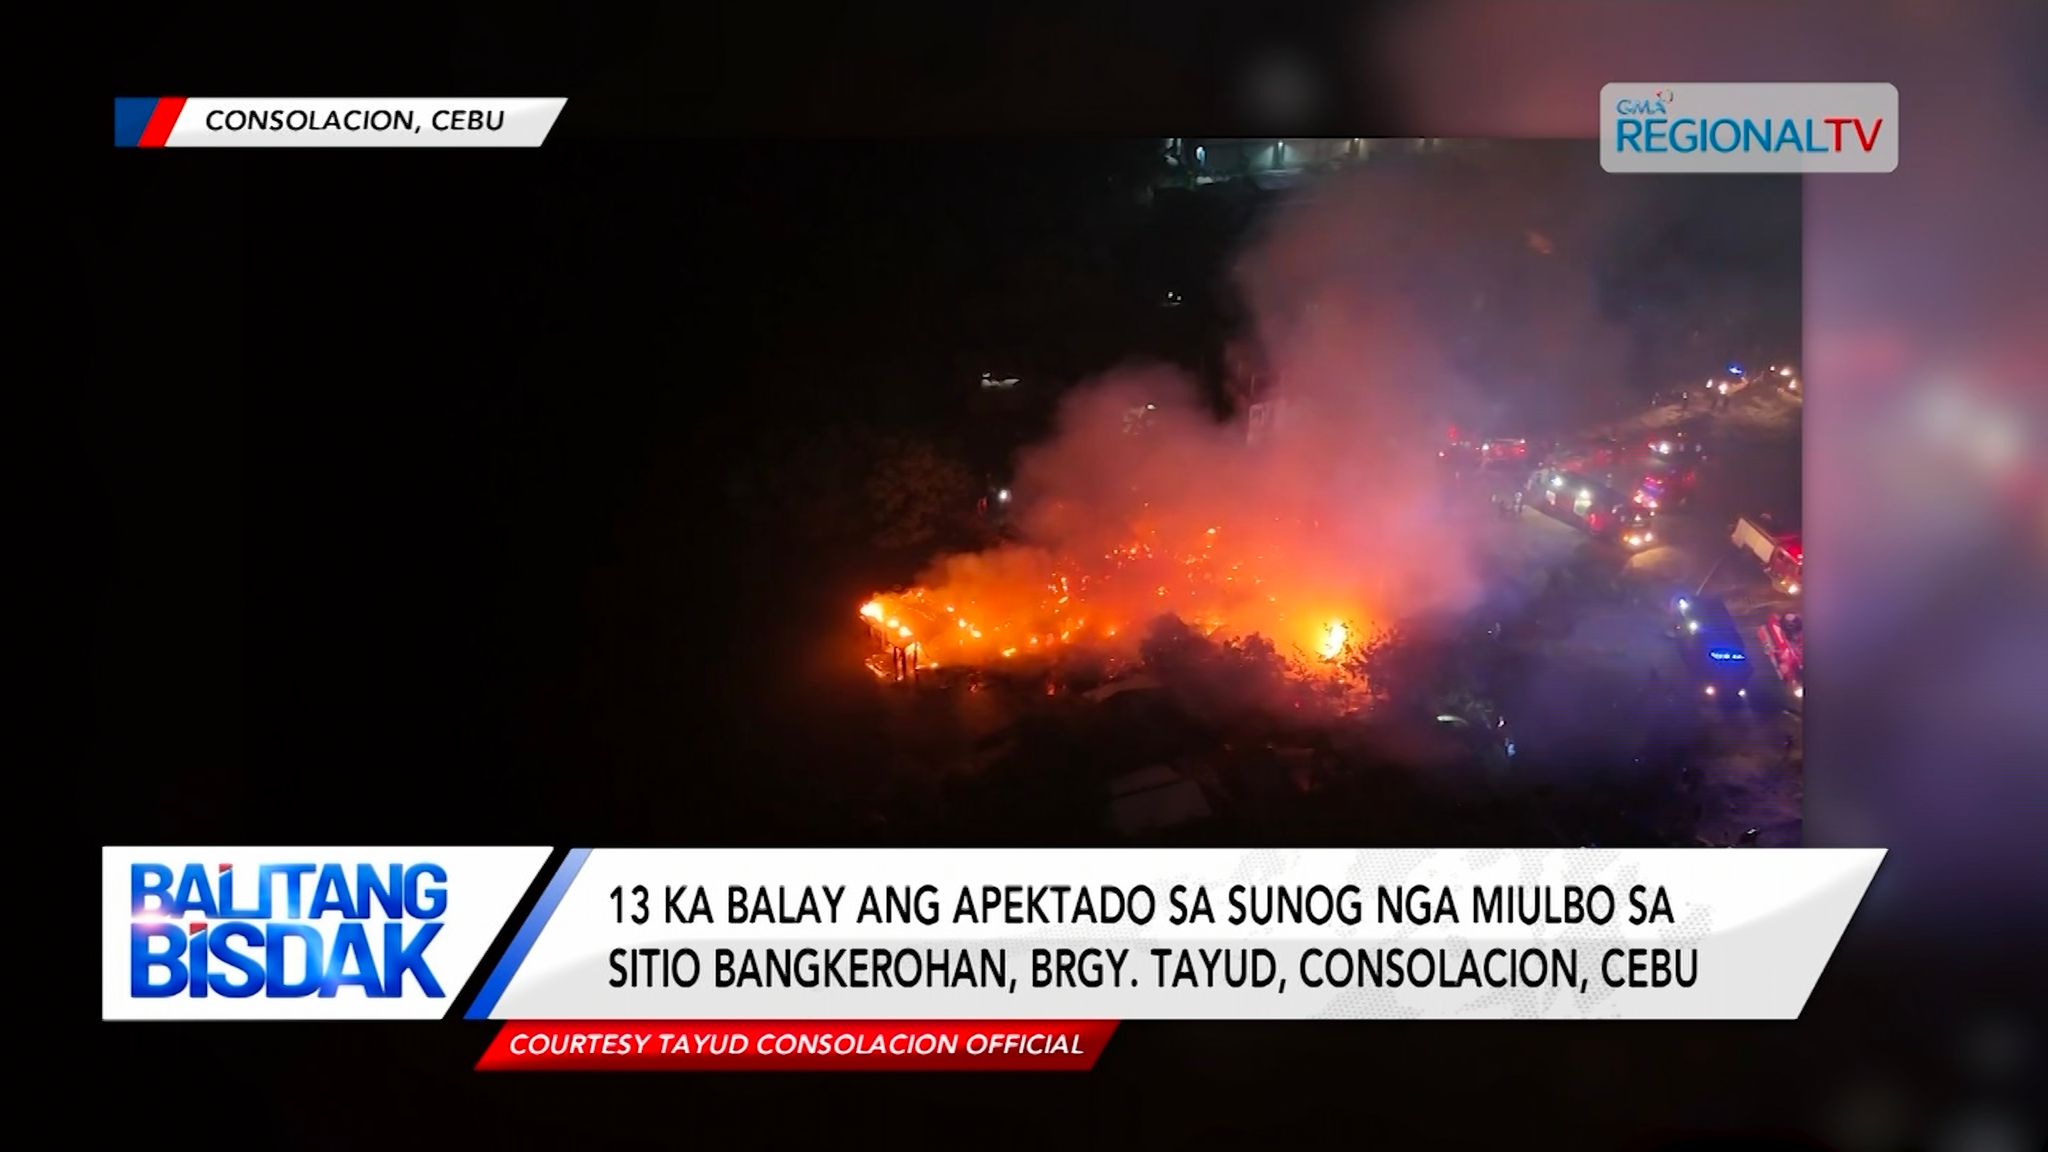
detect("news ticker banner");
top-left (104, 846), bottom-right (1884, 1069)
top-left (1601, 82), bottom-right (1897, 172)
top-left (112, 98), bottom-right (567, 148)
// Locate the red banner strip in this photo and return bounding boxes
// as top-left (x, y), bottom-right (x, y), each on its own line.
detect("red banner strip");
top-left (476, 1020), bottom-right (1119, 1072)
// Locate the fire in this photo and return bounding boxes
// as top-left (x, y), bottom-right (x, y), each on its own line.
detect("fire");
top-left (1317, 621), bottom-right (1349, 661)
top-left (849, 320), bottom-right (1487, 681)
top-left (859, 515), bottom-right (1377, 674)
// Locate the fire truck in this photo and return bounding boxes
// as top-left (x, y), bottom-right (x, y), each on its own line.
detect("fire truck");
top-left (1549, 435), bottom-right (1626, 469)
top-left (1525, 466), bottom-right (1658, 549)
top-left (1646, 430), bottom-right (1704, 460)
top-left (1443, 427), bottom-right (1528, 470)
top-left (1757, 612), bottom-right (1805, 702)
top-left (1478, 436), bottom-right (1529, 468)
top-left (1544, 443), bottom-right (1693, 518)
top-left (1732, 515), bottom-right (1803, 595)
top-left (1631, 455), bottom-right (1699, 511)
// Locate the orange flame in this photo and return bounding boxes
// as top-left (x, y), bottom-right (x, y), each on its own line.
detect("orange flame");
top-left (860, 514), bottom-right (1376, 675)
top-left (1317, 621), bottom-right (1349, 661)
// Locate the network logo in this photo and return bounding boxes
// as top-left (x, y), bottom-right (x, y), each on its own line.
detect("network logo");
top-left (1614, 88), bottom-right (1677, 117)
top-left (1601, 83), bottom-right (1897, 173)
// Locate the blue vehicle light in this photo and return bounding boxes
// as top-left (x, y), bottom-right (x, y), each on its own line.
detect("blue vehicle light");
top-left (1708, 649), bottom-right (1746, 662)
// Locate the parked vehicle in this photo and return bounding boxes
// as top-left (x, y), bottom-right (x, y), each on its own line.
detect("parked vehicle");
top-left (1733, 515), bottom-right (1803, 595)
top-left (1670, 594), bottom-right (1754, 705)
top-left (1758, 612), bottom-right (1805, 702)
top-left (1526, 466), bottom-right (1658, 550)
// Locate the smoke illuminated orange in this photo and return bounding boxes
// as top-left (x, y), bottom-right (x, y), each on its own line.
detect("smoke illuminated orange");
top-left (852, 155), bottom-right (1622, 681)
top-left (853, 368), bottom-right (1478, 674)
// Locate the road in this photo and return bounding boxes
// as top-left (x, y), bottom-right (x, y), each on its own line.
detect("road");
top-left (1467, 381), bottom-right (1804, 845)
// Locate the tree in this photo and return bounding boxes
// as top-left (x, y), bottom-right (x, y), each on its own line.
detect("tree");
top-left (1137, 618), bottom-right (1314, 730)
top-left (726, 423), bottom-right (869, 547)
top-left (1347, 623), bottom-right (1498, 722)
top-left (864, 435), bottom-right (977, 552)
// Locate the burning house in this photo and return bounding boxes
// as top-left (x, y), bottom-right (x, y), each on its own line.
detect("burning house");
top-left (860, 597), bottom-right (945, 684)
top-left (850, 143), bottom-right (1596, 710)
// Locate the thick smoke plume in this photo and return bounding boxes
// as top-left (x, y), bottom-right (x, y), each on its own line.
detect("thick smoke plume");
top-left (867, 146), bottom-right (1635, 680)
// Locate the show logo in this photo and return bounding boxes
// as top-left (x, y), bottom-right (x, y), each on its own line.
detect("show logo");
top-left (130, 861), bottom-right (448, 999)
top-left (104, 846), bottom-right (551, 1020)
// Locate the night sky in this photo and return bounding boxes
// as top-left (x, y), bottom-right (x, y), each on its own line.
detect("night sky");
top-left (93, 134), bottom-right (1800, 852)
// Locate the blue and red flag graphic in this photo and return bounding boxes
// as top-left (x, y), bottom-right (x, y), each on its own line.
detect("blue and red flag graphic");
top-left (114, 97), bottom-right (187, 147)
